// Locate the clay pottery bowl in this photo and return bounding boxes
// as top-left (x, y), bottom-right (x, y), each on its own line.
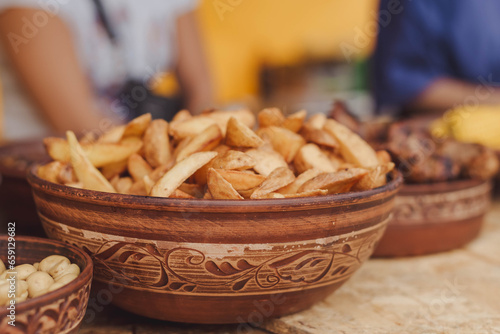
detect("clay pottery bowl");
top-left (0, 140), bottom-right (48, 236)
top-left (28, 166), bottom-right (402, 324)
top-left (373, 179), bottom-right (492, 257)
top-left (0, 235), bottom-right (93, 334)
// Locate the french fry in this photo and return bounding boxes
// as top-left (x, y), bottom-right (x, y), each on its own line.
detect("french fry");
top-left (149, 162), bottom-right (173, 182)
top-left (171, 109), bottom-right (192, 123)
top-left (207, 168), bottom-right (243, 199)
top-left (38, 161), bottom-right (64, 183)
top-left (169, 189), bottom-right (195, 199)
top-left (66, 131), bottom-right (116, 193)
top-left (246, 147), bottom-right (288, 176)
top-left (128, 180), bottom-right (147, 196)
top-left (100, 159), bottom-right (128, 180)
top-left (294, 144), bottom-right (336, 173)
top-left (211, 150), bottom-right (255, 170)
top-left (206, 109), bottom-right (256, 136)
top-left (259, 193), bottom-right (286, 199)
top-left (300, 126), bottom-right (339, 149)
top-left (176, 124), bottom-right (223, 162)
top-left (324, 119), bottom-right (379, 168)
top-left (150, 151), bottom-right (218, 197)
top-left (128, 154), bottom-right (153, 182)
top-left (257, 126), bottom-right (305, 163)
top-left (305, 113), bottom-right (326, 129)
top-left (143, 119), bottom-right (171, 168)
top-left (250, 167), bottom-right (295, 199)
top-left (277, 168), bottom-right (323, 194)
top-left (282, 110), bottom-right (307, 133)
top-left (143, 175), bottom-right (155, 194)
top-left (178, 183), bottom-right (205, 198)
top-left (57, 163), bottom-right (78, 184)
top-left (352, 162), bottom-right (395, 191)
top-left (214, 169), bottom-right (266, 190)
top-left (258, 108), bottom-right (285, 128)
top-left (44, 137), bottom-right (142, 167)
top-left (122, 113), bottom-right (152, 138)
top-left (111, 176), bottom-right (133, 194)
top-left (298, 168), bottom-right (368, 194)
top-left (169, 116), bottom-right (217, 140)
top-left (98, 125), bottom-right (126, 144)
top-left (225, 117), bottom-right (264, 148)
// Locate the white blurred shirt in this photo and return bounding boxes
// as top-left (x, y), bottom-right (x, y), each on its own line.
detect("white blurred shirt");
top-left (0, 0), bottom-right (195, 140)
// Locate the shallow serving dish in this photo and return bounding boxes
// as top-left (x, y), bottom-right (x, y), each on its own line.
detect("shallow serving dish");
top-left (0, 236), bottom-right (93, 334)
top-left (28, 166), bottom-right (402, 324)
top-left (373, 179), bottom-right (492, 257)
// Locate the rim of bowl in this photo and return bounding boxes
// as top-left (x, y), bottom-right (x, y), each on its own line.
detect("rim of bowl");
top-left (0, 235), bottom-right (93, 314)
top-left (27, 164), bottom-right (403, 212)
top-left (400, 177), bottom-right (490, 195)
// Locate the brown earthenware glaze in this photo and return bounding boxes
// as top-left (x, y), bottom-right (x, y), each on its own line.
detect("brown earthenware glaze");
top-left (28, 167), bottom-right (402, 324)
top-left (0, 236), bottom-right (93, 334)
top-left (373, 179), bottom-right (492, 257)
top-left (0, 140), bottom-right (48, 236)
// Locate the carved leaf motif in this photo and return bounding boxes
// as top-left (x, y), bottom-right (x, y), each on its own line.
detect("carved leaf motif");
top-left (232, 277), bottom-right (252, 291)
top-left (331, 265), bottom-right (348, 276)
top-left (150, 264), bottom-right (169, 287)
top-left (236, 259), bottom-right (255, 270)
top-left (205, 261), bottom-right (244, 276)
top-left (94, 242), bottom-right (127, 260)
top-left (145, 244), bottom-right (162, 257)
top-left (118, 251), bottom-right (138, 263)
top-left (169, 282), bottom-right (186, 290)
top-left (268, 250), bottom-right (314, 269)
top-left (183, 285), bottom-right (196, 292)
top-left (295, 257), bottom-right (316, 270)
top-left (310, 258), bottom-right (326, 267)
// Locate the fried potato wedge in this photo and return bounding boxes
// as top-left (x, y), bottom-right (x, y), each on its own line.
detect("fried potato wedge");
top-left (281, 189), bottom-right (328, 198)
top-left (128, 180), bottom-right (147, 196)
top-left (277, 168), bottom-right (323, 194)
top-left (101, 159), bottom-right (128, 180)
top-left (207, 168), bottom-right (243, 199)
top-left (58, 163), bottom-right (78, 184)
top-left (211, 150), bottom-right (255, 170)
top-left (376, 150), bottom-right (392, 164)
top-left (178, 183), bottom-right (205, 198)
top-left (305, 113), bottom-right (326, 129)
top-left (298, 168), bottom-right (368, 194)
top-left (258, 108), bottom-right (285, 128)
top-left (294, 144), bottom-right (336, 173)
top-left (44, 137), bottom-right (142, 167)
top-left (150, 151), bottom-right (217, 197)
top-left (176, 124), bottom-right (222, 162)
top-left (111, 176), bottom-right (133, 194)
top-left (246, 147), bottom-right (288, 176)
top-left (352, 162), bottom-right (395, 191)
top-left (206, 109), bottom-right (256, 135)
top-left (214, 169), bottom-right (266, 191)
top-left (257, 126), bottom-right (305, 163)
top-left (300, 126), bottom-right (339, 149)
top-left (324, 119), bottom-right (379, 168)
top-left (38, 161), bottom-right (64, 183)
top-left (66, 131), bottom-right (116, 193)
top-left (128, 154), bottom-right (153, 182)
top-left (283, 110), bottom-right (307, 133)
top-left (98, 125), bottom-right (126, 144)
top-left (143, 119), bottom-right (171, 168)
top-left (169, 116), bottom-right (217, 140)
top-left (169, 189), bottom-right (195, 199)
top-left (122, 113), bottom-right (152, 138)
top-left (225, 117), bottom-right (264, 148)
top-left (171, 109), bottom-right (192, 123)
top-left (250, 167), bottom-right (295, 199)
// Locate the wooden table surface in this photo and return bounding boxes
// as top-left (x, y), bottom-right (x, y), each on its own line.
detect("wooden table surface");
top-left (80, 202), bottom-right (500, 334)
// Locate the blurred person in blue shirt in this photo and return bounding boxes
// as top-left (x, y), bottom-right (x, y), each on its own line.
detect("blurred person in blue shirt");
top-left (373, 0), bottom-right (500, 116)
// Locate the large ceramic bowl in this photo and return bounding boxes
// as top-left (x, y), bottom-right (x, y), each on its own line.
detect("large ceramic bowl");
top-left (0, 236), bottom-right (93, 334)
top-left (28, 167), bottom-right (402, 324)
top-left (373, 179), bottom-right (492, 257)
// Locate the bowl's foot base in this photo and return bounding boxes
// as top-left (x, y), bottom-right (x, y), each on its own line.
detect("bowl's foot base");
top-left (95, 281), bottom-right (346, 324)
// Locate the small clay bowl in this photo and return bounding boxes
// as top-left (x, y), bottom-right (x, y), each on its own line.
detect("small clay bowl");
top-left (0, 236), bottom-right (93, 334)
top-left (0, 140), bottom-right (48, 236)
top-left (373, 179), bottom-right (492, 257)
top-left (28, 166), bottom-right (402, 324)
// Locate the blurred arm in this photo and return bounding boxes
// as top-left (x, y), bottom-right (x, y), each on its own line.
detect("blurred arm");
top-left (176, 10), bottom-right (214, 114)
top-left (0, 8), bottom-right (111, 135)
top-left (408, 78), bottom-right (500, 114)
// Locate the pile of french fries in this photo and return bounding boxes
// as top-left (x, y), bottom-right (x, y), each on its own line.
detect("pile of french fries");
top-left (38, 108), bottom-right (394, 199)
